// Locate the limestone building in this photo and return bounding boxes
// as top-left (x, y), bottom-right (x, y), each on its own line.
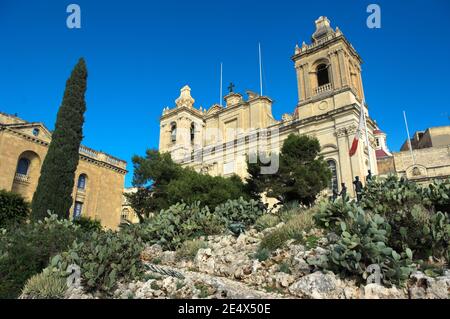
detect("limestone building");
top-left (122, 187), bottom-right (140, 224)
top-left (159, 17), bottom-right (378, 196)
top-left (0, 112), bottom-right (127, 229)
top-left (377, 125), bottom-right (450, 183)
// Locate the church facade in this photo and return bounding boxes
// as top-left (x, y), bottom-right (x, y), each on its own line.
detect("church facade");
top-left (0, 112), bottom-right (127, 229)
top-left (159, 17), bottom-right (379, 196)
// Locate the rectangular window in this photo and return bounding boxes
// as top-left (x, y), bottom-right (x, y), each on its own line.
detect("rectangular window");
top-left (223, 160), bottom-right (235, 175)
top-left (73, 201), bottom-right (83, 219)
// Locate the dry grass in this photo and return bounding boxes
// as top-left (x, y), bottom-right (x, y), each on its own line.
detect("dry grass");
top-left (259, 206), bottom-right (317, 252)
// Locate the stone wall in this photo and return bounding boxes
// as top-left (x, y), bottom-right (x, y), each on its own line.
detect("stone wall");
top-left (0, 122), bottom-right (126, 230)
top-left (393, 145), bottom-right (450, 181)
top-left (377, 156), bottom-right (396, 176)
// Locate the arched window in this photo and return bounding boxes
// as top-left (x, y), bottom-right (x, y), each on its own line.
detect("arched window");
top-left (121, 208), bottom-right (130, 221)
top-left (190, 123), bottom-right (195, 143)
top-left (327, 160), bottom-right (338, 193)
top-left (317, 64), bottom-right (330, 87)
top-left (170, 122), bottom-right (177, 142)
top-left (73, 201), bottom-right (83, 220)
top-left (77, 174), bottom-right (87, 190)
top-left (16, 158), bottom-right (30, 175)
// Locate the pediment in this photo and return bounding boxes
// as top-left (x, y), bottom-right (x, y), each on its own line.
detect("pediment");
top-left (6, 122), bottom-right (53, 143)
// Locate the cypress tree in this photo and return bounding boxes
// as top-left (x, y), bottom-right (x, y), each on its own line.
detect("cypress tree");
top-left (31, 58), bottom-right (88, 220)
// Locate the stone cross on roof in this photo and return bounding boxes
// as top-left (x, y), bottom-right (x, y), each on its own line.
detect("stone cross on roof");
top-left (228, 82), bottom-right (235, 93)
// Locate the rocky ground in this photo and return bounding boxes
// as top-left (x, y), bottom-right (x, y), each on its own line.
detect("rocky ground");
top-left (65, 224), bottom-right (450, 299)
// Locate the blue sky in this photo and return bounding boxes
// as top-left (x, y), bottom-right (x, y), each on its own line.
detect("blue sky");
top-left (1, 0), bottom-right (449, 187)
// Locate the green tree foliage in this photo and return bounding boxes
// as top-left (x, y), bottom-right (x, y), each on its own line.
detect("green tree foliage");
top-left (0, 215), bottom-right (81, 298)
top-left (129, 149), bottom-right (248, 219)
top-left (73, 216), bottom-right (103, 233)
top-left (122, 202), bottom-right (225, 250)
top-left (312, 177), bottom-right (450, 285)
top-left (360, 176), bottom-right (450, 261)
top-left (50, 230), bottom-right (144, 294)
top-left (0, 189), bottom-right (29, 228)
top-left (31, 58), bottom-right (88, 220)
top-left (246, 134), bottom-right (331, 206)
top-left (214, 197), bottom-right (265, 228)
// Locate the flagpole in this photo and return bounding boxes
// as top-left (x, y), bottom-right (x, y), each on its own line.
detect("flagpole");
top-left (258, 43), bottom-right (263, 96)
top-left (220, 62), bottom-right (223, 106)
top-left (403, 110), bottom-right (416, 165)
top-left (361, 101), bottom-right (373, 174)
top-left (358, 75), bottom-right (373, 175)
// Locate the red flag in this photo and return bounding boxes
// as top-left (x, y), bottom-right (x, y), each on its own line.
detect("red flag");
top-left (349, 110), bottom-right (365, 157)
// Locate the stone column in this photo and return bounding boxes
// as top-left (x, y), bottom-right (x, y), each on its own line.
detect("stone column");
top-left (303, 63), bottom-right (311, 100)
top-left (336, 127), bottom-right (355, 196)
top-left (337, 49), bottom-right (349, 88)
top-left (296, 64), bottom-right (306, 103)
top-left (357, 67), bottom-right (365, 101)
top-left (329, 50), bottom-right (340, 89)
top-left (347, 123), bottom-right (367, 187)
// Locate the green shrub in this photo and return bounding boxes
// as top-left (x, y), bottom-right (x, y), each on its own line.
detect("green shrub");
top-left (259, 207), bottom-right (316, 252)
top-left (0, 214), bottom-right (80, 299)
top-left (278, 262), bottom-right (291, 274)
top-left (254, 248), bottom-right (270, 262)
top-left (284, 208), bottom-right (316, 234)
top-left (260, 229), bottom-right (292, 252)
top-left (314, 198), bottom-right (350, 232)
top-left (51, 230), bottom-right (144, 294)
top-left (361, 175), bottom-right (423, 216)
top-left (214, 197), bottom-right (265, 228)
top-left (123, 202), bottom-right (225, 250)
top-left (21, 269), bottom-right (67, 299)
top-left (0, 189), bottom-right (29, 228)
top-left (278, 203), bottom-right (300, 223)
top-left (255, 214), bottom-right (281, 231)
top-left (312, 199), bottom-right (415, 286)
top-left (176, 239), bottom-right (208, 261)
top-left (423, 179), bottom-right (450, 214)
top-left (360, 176), bottom-right (449, 262)
top-left (73, 216), bottom-right (103, 233)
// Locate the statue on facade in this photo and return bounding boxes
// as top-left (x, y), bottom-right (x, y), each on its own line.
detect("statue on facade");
top-left (366, 170), bottom-right (373, 182)
top-left (332, 187), bottom-right (339, 201)
top-left (353, 176), bottom-right (363, 202)
top-left (339, 182), bottom-right (347, 200)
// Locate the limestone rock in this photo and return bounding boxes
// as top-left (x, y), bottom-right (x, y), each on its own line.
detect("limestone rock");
top-left (274, 272), bottom-right (296, 288)
top-left (141, 244), bottom-right (163, 262)
top-left (288, 271), bottom-right (344, 299)
top-left (362, 284), bottom-right (407, 299)
top-left (408, 271), bottom-right (450, 299)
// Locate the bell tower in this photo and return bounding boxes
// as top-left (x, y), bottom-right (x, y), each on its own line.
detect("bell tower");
top-left (159, 85), bottom-right (204, 163)
top-left (292, 16), bottom-right (365, 119)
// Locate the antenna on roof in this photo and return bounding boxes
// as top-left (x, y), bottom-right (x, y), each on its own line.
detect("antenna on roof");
top-left (219, 62), bottom-right (223, 106)
top-left (258, 43), bottom-right (263, 96)
top-left (403, 111), bottom-right (416, 165)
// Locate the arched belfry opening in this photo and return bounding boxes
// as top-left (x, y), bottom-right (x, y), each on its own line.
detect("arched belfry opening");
top-left (190, 122), bottom-right (195, 143)
top-left (170, 122), bottom-right (177, 143)
top-left (317, 63), bottom-right (330, 87)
